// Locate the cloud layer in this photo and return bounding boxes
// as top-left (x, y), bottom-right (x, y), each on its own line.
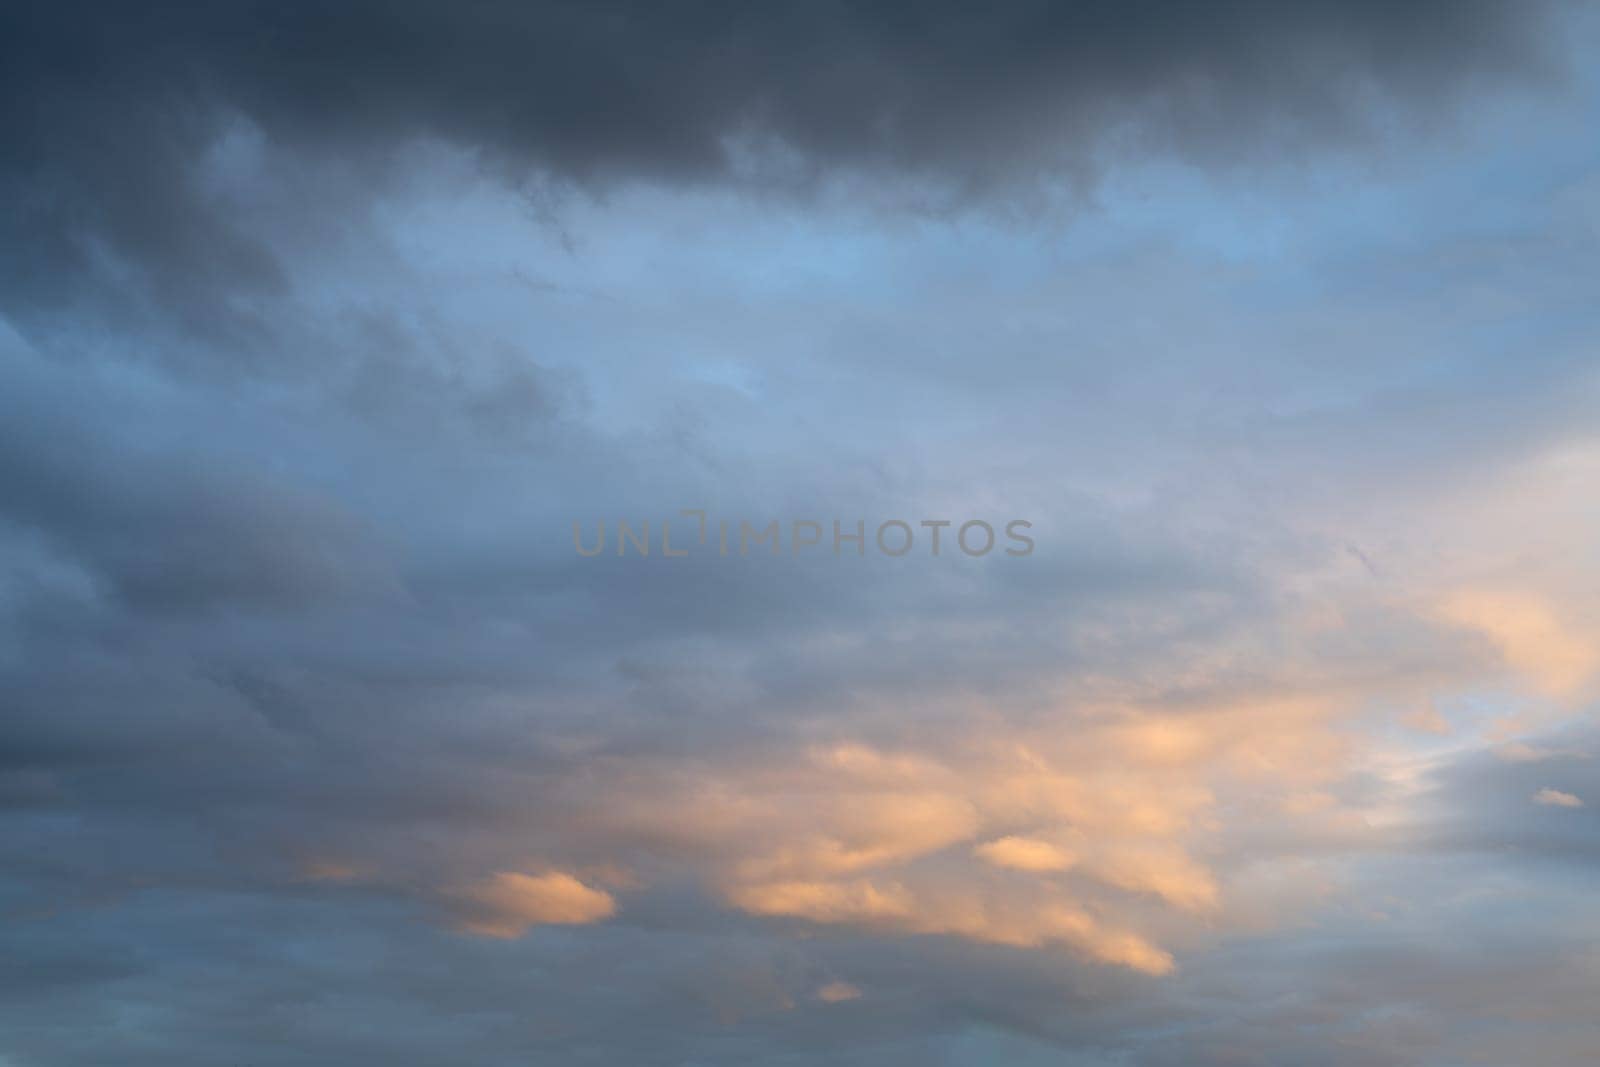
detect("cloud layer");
top-left (3, 4), bottom-right (1600, 1065)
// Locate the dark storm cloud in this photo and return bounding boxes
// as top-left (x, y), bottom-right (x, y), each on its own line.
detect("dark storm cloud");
top-left (0, 0), bottom-right (1562, 322)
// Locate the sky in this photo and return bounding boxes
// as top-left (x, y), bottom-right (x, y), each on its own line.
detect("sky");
top-left (4, 2), bottom-right (1600, 1064)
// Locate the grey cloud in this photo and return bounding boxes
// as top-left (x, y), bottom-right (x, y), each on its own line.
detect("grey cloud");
top-left (0, 0), bottom-right (1565, 327)
top-left (3, 867), bottom-right (1596, 1066)
top-left (0, 363), bottom-right (393, 614)
top-left (1411, 722), bottom-right (1600, 872)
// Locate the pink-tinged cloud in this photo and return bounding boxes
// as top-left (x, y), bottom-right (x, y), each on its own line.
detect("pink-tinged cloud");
top-left (815, 981), bottom-right (862, 1003)
top-left (726, 875), bottom-right (1175, 975)
top-left (1533, 788), bottom-right (1584, 809)
top-left (452, 871), bottom-right (617, 938)
top-left (1438, 590), bottom-right (1600, 701)
top-left (974, 835), bottom-right (1076, 872)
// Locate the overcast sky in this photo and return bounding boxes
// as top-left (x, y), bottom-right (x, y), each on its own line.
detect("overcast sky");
top-left (4, 3), bottom-right (1600, 1064)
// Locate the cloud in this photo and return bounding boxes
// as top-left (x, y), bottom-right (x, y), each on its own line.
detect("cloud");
top-left (728, 880), bottom-right (916, 925)
top-left (1085, 846), bottom-right (1221, 915)
top-left (726, 876), bottom-right (1175, 976)
top-left (2, 6), bottom-right (1600, 1061)
top-left (575, 693), bottom-right (1361, 975)
top-left (973, 836), bottom-right (1076, 873)
top-left (814, 980), bottom-right (861, 1004)
top-left (1533, 787), bottom-right (1584, 808)
top-left (0, 0), bottom-right (1564, 329)
top-left (449, 871), bottom-right (618, 938)
top-left (1499, 742), bottom-right (1558, 762)
top-left (1437, 590), bottom-right (1600, 700)
top-left (1401, 702), bottom-right (1453, 736)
